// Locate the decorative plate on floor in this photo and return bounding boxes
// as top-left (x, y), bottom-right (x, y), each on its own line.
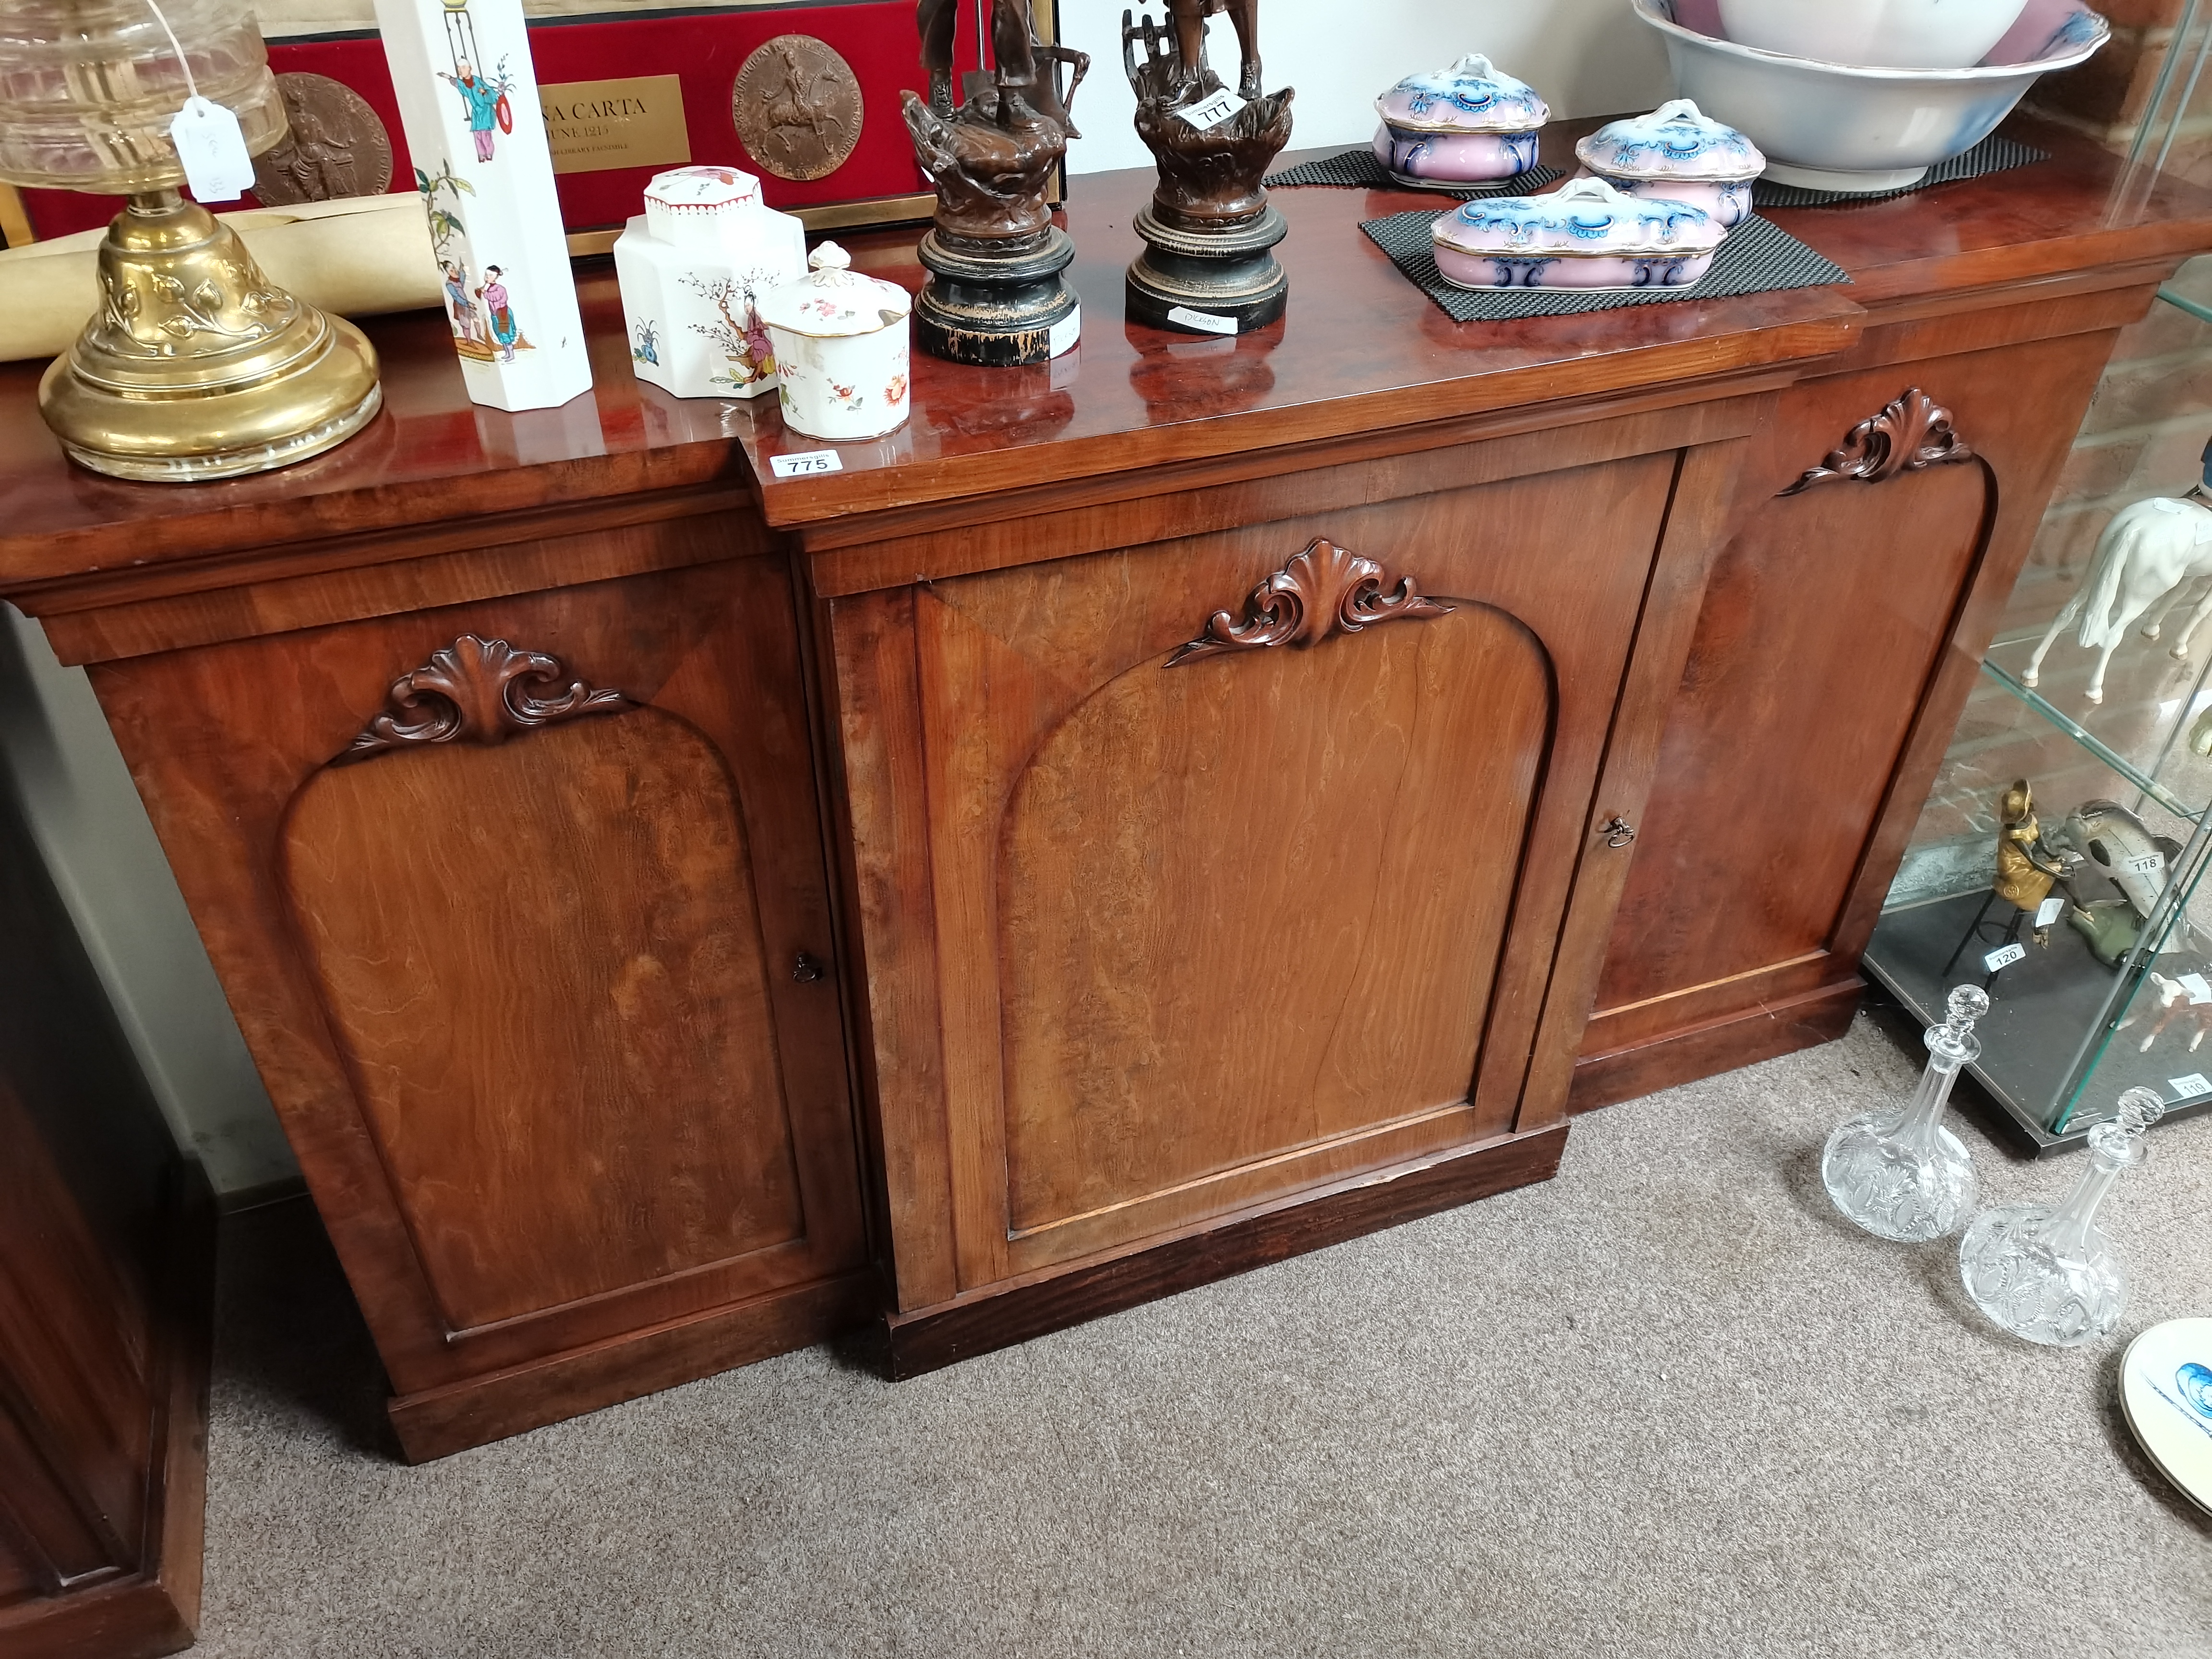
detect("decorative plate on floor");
top-left (2119, 1317), bottom-right (2212, 1515)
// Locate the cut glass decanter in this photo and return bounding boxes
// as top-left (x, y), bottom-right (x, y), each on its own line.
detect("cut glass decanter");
top-left (1822, 984), bottom-right (1985, 1241)
top-left (1958, 1086), bottom-right (2167, 1347)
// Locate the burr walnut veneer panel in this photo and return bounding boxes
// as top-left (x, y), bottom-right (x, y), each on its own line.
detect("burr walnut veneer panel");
top-left (1575, 327), bottom-right (2126, 1109)
top-left (841, 453), bottom-right (1687, 1355)
top-left (284, 710), bottom-right (806, 1336)
top-left (82, 545), bottom-right (868, 1459)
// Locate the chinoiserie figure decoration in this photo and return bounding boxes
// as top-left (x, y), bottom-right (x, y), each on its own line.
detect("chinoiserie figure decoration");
top-left (375, 0), bottom-right (591, 411)
top-left (902, 0), bottom-right (1086, 366)
top-left (1121, 0), bottom-right (1294, 335)
top-left (1942, 778), bottom-right (2077, 981)
top-left (1821, 983), bottom-right (1985, 1243)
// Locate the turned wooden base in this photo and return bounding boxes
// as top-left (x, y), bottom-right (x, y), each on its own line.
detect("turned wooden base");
top-left (876, 1127), bottom-right (1568, 1380)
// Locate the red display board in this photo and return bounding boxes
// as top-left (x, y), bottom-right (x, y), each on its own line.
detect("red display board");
top-left (21, 2), bottom-right (987, 241)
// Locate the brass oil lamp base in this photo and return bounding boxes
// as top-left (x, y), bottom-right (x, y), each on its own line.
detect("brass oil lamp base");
top-left (40, 191), bottom-right (381, 481)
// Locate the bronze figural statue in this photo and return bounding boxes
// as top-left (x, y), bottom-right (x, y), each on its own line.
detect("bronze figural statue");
top-left (1166, 0), bottom-right (1261, 100)
top-left (901, 78), bottom-right (1063, 244)
top-left (902, 0), bottom-right (1087, 366)
top-left (1120, 2), bottom-right (1293, 333)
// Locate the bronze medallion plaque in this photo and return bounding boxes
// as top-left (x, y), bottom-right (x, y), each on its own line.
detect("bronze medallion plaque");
top-left (731, 35), bottom-right (864, 181)
top-left (252, 72), bottom-right (394, 205)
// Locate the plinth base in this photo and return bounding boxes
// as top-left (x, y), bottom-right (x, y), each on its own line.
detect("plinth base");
top-left (1126, 203), bottom-right (1288, 335)
top-left (914, 227), bottom-right (1079, 367)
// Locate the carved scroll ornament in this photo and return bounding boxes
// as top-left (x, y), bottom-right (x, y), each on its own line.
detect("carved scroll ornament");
top-left (1779, 386), bottom-right (1975, 496)
top-left (345, 635), bottom-right (626, 758)
top-left (1166, 539), bottom-right (1453, 667)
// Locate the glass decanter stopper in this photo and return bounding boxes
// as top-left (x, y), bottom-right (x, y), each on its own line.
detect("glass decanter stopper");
top-left (1958, 1086), bottom-right (2167, 1347)
top-left (1821, 984), bottom-right (1986, 1241)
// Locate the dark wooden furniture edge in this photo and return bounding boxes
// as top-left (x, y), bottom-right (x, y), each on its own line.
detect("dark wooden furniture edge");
top-left (875, 1125), bottom-right (1568, 1380)
top-left (385, 1268), bottom-right (877, 1462)
top-left (1568, 975), bottom-right (1864, 1115)
top-left (0, 1163), bottom-right (214, 1659)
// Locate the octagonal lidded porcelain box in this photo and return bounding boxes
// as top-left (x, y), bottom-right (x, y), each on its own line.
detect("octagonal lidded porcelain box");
top-left (613, 165), bottom-right (807, 400)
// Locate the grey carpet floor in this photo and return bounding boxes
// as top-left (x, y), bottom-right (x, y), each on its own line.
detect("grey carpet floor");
top-left (195, 1013), bottom-right (2212, 1659)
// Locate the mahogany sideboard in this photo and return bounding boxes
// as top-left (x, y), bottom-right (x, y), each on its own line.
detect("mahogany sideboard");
top-left (3, 119), bottom-right (2207, 1459)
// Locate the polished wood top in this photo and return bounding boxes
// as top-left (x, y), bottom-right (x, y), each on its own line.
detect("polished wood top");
top-left (2, 115), bottom-right (2208, 589)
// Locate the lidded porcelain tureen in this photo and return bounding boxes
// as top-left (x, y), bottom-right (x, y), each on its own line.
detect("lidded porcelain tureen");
top-left (1430, 176), bottom-right (1724, 292)
top-left (1574, 99), bottom-right (1765, 227)
top-left (1371, 53), bottom-right (1550, 188)
top-left (613, 165), bottom-right (807, 400)
top-left (754, 243), bottom-right (914, 443)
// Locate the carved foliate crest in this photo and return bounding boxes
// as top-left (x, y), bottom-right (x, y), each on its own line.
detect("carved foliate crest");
top-left (345, 635), bottom-right (626, 758)
top-left (1166, 539), bottom-right (1453, 667)
top-left (1780, 386), bottom-right (1974, 496)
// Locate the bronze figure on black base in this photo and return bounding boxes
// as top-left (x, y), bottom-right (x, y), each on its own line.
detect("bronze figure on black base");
top-left (904, 0), bottom-right (1089, 366)
top-left (1122, 4), bottom-right (1293, 336)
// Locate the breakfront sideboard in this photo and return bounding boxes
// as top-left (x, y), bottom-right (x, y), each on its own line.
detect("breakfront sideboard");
top-left (2, 120), bottom-right (2205, 1457)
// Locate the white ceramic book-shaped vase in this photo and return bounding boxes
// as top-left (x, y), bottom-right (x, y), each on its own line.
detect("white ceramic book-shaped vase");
top-left (373, 0), bottom-right (592, 410)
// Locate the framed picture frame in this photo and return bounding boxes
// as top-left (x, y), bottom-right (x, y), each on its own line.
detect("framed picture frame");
top-left (13, 0), bottom-right (1063, 251)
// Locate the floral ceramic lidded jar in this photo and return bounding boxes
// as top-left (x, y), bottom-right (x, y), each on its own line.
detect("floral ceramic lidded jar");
top-left (1371, 54), bottom-right (1549, 188)
top-left (613, 165), bottom-right (806, 399)
top-left (1430, 175), bottom-right (1724, 291)
top-left (1573, 99), bottom-right (1765, 229)
top-left (755, 243), bottom-right (913, 443)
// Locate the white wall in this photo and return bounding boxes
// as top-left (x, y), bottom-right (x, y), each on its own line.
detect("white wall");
top-left (1061, 0), bottom-right (1671, 175)
top-left (0, 606), bottom-right (298, 1197)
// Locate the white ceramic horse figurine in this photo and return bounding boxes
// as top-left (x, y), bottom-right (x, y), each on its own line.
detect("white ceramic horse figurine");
top-left (2023, 494), bottom-right (2212, 703)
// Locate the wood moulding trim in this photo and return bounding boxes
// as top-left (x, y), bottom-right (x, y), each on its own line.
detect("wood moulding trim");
top-left (1166, 539), bottom-right (1452, 665)
top-left (877, 1125), bottom-right (1568, 1380)
top-left (386, 1268), bottom-right (878, 1461)
top-left (796, 372), bottom-right (1798, 562)
top-left (6, 481), bottom-right (763, 622)
top-left (758, 316), bottom-right (1858, 536)
top-left (807, 390), bottom-right (1779, 600)
top-left (344, 636), bottom-right (626, 758)
top-left (1779, 387), bottom-right (1975, 496)
top-left (1570, 975), bottom-right (1863, 1116)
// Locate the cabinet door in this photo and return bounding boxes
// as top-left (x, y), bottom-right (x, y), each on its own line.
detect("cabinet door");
top-left (839, 454), bottom-right (1679, 1304)
top-left (87, 541), bottom-right (868, 1446)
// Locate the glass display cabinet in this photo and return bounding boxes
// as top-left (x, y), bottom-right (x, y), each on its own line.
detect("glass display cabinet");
top-left (1868, 3), bottom-right (2212, 1152)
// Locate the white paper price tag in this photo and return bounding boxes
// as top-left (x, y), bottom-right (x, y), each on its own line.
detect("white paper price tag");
top-left (769, 449), bottom-right (842, 479)
top-left (2128, 852), bottom-right (2166, 877)
top-left (1166, 305), bottom-right (1238, 336)
top-left (1173, 89), bottom-right (1245, 130)
top-left (2167, 1073), bottom-right (2210, 1099)
top-left (1984, 942), bottom-right (2027, 973)
top-left (2181, 973), bottom-right (2212, 1006)
top-left (1047, 305), bottom-right (1080, 360)
top-left (169, 96), bottom-right (255, 203)
top-left (2035, 896), bottom-right (2066, 928)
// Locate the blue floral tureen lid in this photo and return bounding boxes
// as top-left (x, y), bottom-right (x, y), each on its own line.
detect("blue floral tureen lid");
top-left (1431, 176), bottom-right (1724, 259)
top-left (1574, 98), bottom-right (1764, 184)
top-left (1375, 53), bottom-right (1549, 134)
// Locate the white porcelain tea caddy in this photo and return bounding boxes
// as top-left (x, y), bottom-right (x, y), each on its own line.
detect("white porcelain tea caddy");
top-left (755, 243), bottom-right (913, 443)
top-left (613, 165), bottom-right (805, 400)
